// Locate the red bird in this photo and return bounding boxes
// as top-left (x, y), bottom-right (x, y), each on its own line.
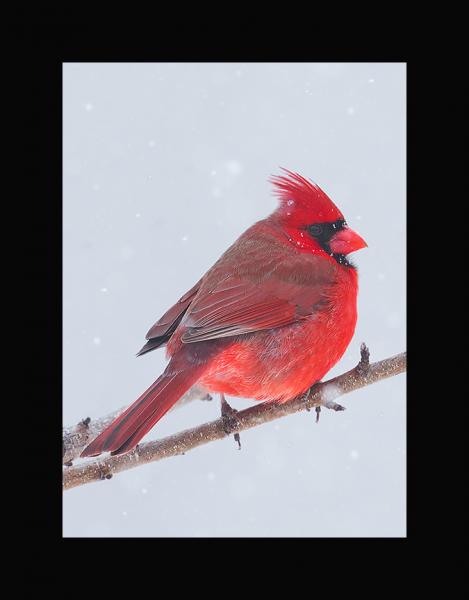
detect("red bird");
top-left (81, 170), bottom-right (367, 457)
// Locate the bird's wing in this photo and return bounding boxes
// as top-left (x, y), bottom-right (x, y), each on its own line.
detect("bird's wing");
top-left (180, 250), bottom-right (336, 344)
top-left (136, 280), bottom-right (202, 355)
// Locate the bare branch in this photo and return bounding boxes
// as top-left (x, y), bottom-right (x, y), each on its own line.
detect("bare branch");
top-left (63, 346), bottom-right (406, 491)
top-left (63, 410), bottom-right (124, 465)
top-left (62, 388), bottom-right (213, 465)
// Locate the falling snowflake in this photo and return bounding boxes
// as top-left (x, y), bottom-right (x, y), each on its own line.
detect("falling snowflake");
top-left (225, 160), bottom-right (243, 175)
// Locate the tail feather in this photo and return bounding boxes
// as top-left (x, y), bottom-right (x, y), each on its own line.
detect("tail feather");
top-left (81, 362), bottom-right (205, 457)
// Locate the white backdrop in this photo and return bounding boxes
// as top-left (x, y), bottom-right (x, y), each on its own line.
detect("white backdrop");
top-left (63, 62), bottom-right (406, 537)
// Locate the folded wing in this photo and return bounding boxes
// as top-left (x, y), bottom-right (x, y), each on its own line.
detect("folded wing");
top-left (136, 280), bottom-right (201, 355)
top-left (180, 251), bottom-right (336, 344)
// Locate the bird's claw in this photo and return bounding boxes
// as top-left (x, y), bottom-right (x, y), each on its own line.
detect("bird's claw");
top-left (315, 406), bottom-right (321, 423)
top-left (221, 395), bottom-right (241, 449)
top-left (303, 382), bottom-right (322, 414)
top-left (222, 411), bottom-right (239, 435)
top-left (303, 382), bottom-right (346, 420)
top-left (324, 400), bottom-right (346, 412)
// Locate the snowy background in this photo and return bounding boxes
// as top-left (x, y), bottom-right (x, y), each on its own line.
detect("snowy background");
top-left (63, 63), bottom-right (406, 537)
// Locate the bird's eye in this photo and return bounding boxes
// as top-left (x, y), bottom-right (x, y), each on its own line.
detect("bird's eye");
top-left (309, 224), bottom-right (323, 237)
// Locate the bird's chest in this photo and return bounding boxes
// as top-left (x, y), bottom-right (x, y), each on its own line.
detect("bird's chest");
top-left (200, 269), bottom-right (358, 402)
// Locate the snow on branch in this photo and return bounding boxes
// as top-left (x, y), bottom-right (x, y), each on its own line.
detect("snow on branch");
top-left (63, 344), bottom-right (406, 491)
top-left (63, 387), bottom-right (213, 465)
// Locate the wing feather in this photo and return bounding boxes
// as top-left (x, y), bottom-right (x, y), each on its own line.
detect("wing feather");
top-left (180, 245), bottom-right (336, 344)
top-left (136, 279), bottom-right (201, 355)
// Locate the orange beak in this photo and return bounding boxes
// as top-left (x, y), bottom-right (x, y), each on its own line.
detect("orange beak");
top-left (329, 226), bottom-right (367, 255)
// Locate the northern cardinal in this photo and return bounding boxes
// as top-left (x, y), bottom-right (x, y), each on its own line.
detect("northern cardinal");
top-left (81, 169), bottom-right (367, 457)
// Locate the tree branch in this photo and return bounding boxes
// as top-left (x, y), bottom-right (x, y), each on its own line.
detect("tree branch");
top-left (62, 388), bottom-right (213, 464)
top-left (63, 345), bottom-right (406, 491)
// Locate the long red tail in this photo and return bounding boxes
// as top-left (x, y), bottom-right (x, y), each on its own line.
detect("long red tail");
top-left (81, 359), bottom-right (206, 457)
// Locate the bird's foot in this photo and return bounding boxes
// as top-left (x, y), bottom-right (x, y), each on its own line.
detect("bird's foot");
top-left (303, 382), bottom-right (322, 414)
top-left (315, 406), bottom-right (321, 423)
top-left (323, 400), bottom-right (346, 412)
top-left (220, 394), bottom-right (241, 450)
top-left (303, 382), bottom-right (346, 419)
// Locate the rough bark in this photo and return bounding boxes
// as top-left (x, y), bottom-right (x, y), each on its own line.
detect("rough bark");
top-left (63, 345), bottom-right (406, 491)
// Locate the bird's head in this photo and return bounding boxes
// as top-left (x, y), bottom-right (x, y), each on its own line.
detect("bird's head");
top-left (268, 169), bottom-right (367, 264)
